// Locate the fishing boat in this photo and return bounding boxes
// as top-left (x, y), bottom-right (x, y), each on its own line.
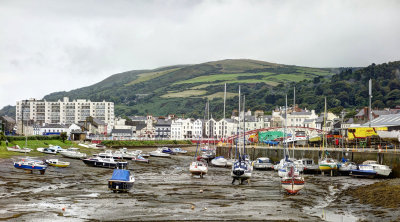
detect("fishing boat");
top-left (231, 88), bottom-right (252, 185)
top-left (37, 147), bottom-right (58, 154)
top-left (108, 169), bottom-right (135, 193)
top-left (350, 164), bottom-right (377, 178)
top-left (281, 162), bottom-right (305, 194)
top-left (149, 148), bottom-right (171, 158)
top-left (211, 156), bottom-right (230, 167)
top-left (45, 159), bottom-right (70, 167)
top-left (14, 158), bottom-right (47, 174)
top-left (362, 160), bottom-right (392, 177)
top-left (7, 145), bottom-right (31, 153)
top-left (60, 148), bottom-right (87, 159)
top-left (252, 157), bottom-right (274, 170)
top-left (172, 147), bottom-right (187, 154)
top-left (82, 157), bottom-right (128, 168)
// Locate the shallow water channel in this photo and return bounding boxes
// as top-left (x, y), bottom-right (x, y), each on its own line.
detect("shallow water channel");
top-left (0, 152), bottom-right (384, 221)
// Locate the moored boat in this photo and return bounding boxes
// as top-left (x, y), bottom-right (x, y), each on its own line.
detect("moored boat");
top-left (149, 148), bottom-right (171, 158)
top-left (108, 169), bottom-right (135, 193)
top-left (7, 145), bottom-right (32, 153)
top-left (350, 164), bottom-right (376, 178)
top-left (299, 158), bottom-right (319, 174)
top-left (14, 158), bottom-right (47, 174)
top-left (281, 163), bottom-right (305, 194)
top-left (37, 147), bottom-right (58, 154)
top-left (82, 157), bottom-right (128, 169)
top-left (60, 148), bottom-right (87, 159)
top-left (172, 147), bottom-right (187, 154)
top-left (252, 157), bottom-right (274, 170)
top-left (189, 161), bottom-right (208, 178)
top-left (211, 156), bottom-right (230, 167)
top-left (362, 160), bottom-right (392, 177)
top-left (45, 159), bottom-right (70, 167)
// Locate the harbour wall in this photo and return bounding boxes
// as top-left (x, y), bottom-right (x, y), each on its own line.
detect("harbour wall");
top-left (217, 146), bottom-right (400, 178)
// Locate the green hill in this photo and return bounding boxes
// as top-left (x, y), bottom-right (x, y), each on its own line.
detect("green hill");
top-left (1, 59), bottom-right (399, 119)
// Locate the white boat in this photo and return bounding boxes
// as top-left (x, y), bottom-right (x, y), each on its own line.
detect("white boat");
top-left (189, 161), bottom-right (208, 178)
top-left (60, 148), bottom-right (87, 159)
top-left (48, 145), bottom-right (64, 153)
top-left (45, 159), bottom-right (70, 167)
top-left (97, 150), bottom-right (114, 159)
top-left (338, 160), bottom-right (357, 175)
top-left (7, 145), bottom-right (31, 153)
top-left (172, 147), bottom-right (187, 154)
top-left (37, 147), bottom-right (57, 154)
top-left (88, 144), bottom-right (107, 149)
top-left (78, 143), bottom-right (89, 148)
top-left (149, 148), bottom-right (171, 158)
top-left (252, 157), bottom-right (274, 170)
top-left (362, 160), bottom-right (392, 177)
top-left (211, 156), bottom-right (230, 167)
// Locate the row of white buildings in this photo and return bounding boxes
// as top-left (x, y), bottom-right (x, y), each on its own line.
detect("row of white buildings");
top-left (16, 97), bottom-right (340, 140)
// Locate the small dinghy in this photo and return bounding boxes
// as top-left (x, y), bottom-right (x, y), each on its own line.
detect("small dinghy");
top-left (108, 169), bottom-right (135, 193)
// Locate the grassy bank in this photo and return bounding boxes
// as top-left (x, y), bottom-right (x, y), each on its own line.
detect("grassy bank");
top-left (101, 140), bottom-right (192, 147)
top-left (0, 140), bottom-right (94, 159)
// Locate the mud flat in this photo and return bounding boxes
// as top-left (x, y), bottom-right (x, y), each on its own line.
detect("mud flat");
top-left (0, 147), bottom-right (396, 221)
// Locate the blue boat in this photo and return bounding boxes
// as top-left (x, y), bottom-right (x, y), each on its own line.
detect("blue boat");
top-left (108, 169), bottom-right (135, 193)
top-left (350, 164), bottom-right (377, 178)
top-left (263, 140), bottom-right (279, 146)
top-left (161, 147), bottom-right (175, 155)
top-left (14, 159), bottom-right (47, 174)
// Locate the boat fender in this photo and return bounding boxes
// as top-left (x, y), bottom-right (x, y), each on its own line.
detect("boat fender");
top-left (19, 164), bottom-right (21, 166)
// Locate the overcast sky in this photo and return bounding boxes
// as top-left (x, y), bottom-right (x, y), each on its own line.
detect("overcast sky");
top-left (1, 0), bottom-right (399, 108)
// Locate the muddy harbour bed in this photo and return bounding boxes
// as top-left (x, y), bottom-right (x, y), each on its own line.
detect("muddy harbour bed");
top-left (0, 147), bottom-right (399, 221)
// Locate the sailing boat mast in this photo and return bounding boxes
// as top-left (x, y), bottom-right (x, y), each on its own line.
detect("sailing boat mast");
top-left (369, 79), bottom-right (372, 127)
top-left (223, 83), bottom-right (227, 141)
top-left (243, 95), bottom-right (246, 156)
top-left (238, 86), bottom-right (241, 161)
top-left (322, 97), bottom-right (327, 157)
top-left (293, 86), bottom-right (296, 113)
top-left (284, 94), bottom-right (288, 160)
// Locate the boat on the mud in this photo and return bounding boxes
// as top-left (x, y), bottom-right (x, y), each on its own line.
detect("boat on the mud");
top-left (161, 147), bottom-right (175, 155)
top-left (82, 157), bottom-right (128, 169)
top-left (319, 157), bottom-right (338, 172)
top-left (149, 148), bottom-right (171, 158)
top-left (14, 158), bottom-right (47, 174)
top-left (252, 157), bottom-right (274, 170)
top-left (108, 169), bottom-right (135, 193)
top-left (299, 158), bottom-right (319, 174)
top-left (48, 145), bottom-right (64, 153)
top-left (190, 137), bottom-right (208, 178)
top-left (350, 164), bottom-right (377, 178)
top-left (281, 162), bottom-right (305, 194)
top-left (45, 159), bottom-right (70, 167)
top-left (172, 147), bottom-right (187, 154)
top-left (7, 145), bottom-right (32, 153)
top-left (60, 148), bottom-right (87, 159)
top-left (211, 156), bottom-right (231, 167)
top-left (231, 90), bottom-right (252, 185)
top-left (96, 150), bottom-right (114, 159)
top-left (362, 160), bottom-right (392, 177)
top-left (337, 158), bottom-right (357, 176)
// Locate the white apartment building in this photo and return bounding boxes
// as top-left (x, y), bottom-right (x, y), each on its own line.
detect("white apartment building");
top-left (192, 119), bottom-right (204, 139)
top-left (171, 118), bottom-right (194, 140)
top-left (16, 97), bottom-right (114, 127)
top-left (215, 118), bottom-right (238, 139)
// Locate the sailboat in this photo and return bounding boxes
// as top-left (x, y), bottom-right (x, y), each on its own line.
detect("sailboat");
top-left (231, 87), bottom-right (252, 185)
top-left (189, 137), bottom-right (208, 178)
top-left (318, 97), bottom-right (338, 174)
top-left (280, 95), bottom-right (305, 194)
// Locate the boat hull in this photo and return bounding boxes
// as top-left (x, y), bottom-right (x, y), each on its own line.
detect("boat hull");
top-left (108, 180), bottom-right (134, 192)
top-left (14, 163), bottom-right (46, 174)
top-left (281, 179), bottom-right (305, 194)
top-left (350, 170), bottom-right (376, 178)
top-left (83, 159), bottom-right (128, 169)
top-left (7, 147), bottom-right (31, 153)
top-left (319, 164), bottom-right (338, 171)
